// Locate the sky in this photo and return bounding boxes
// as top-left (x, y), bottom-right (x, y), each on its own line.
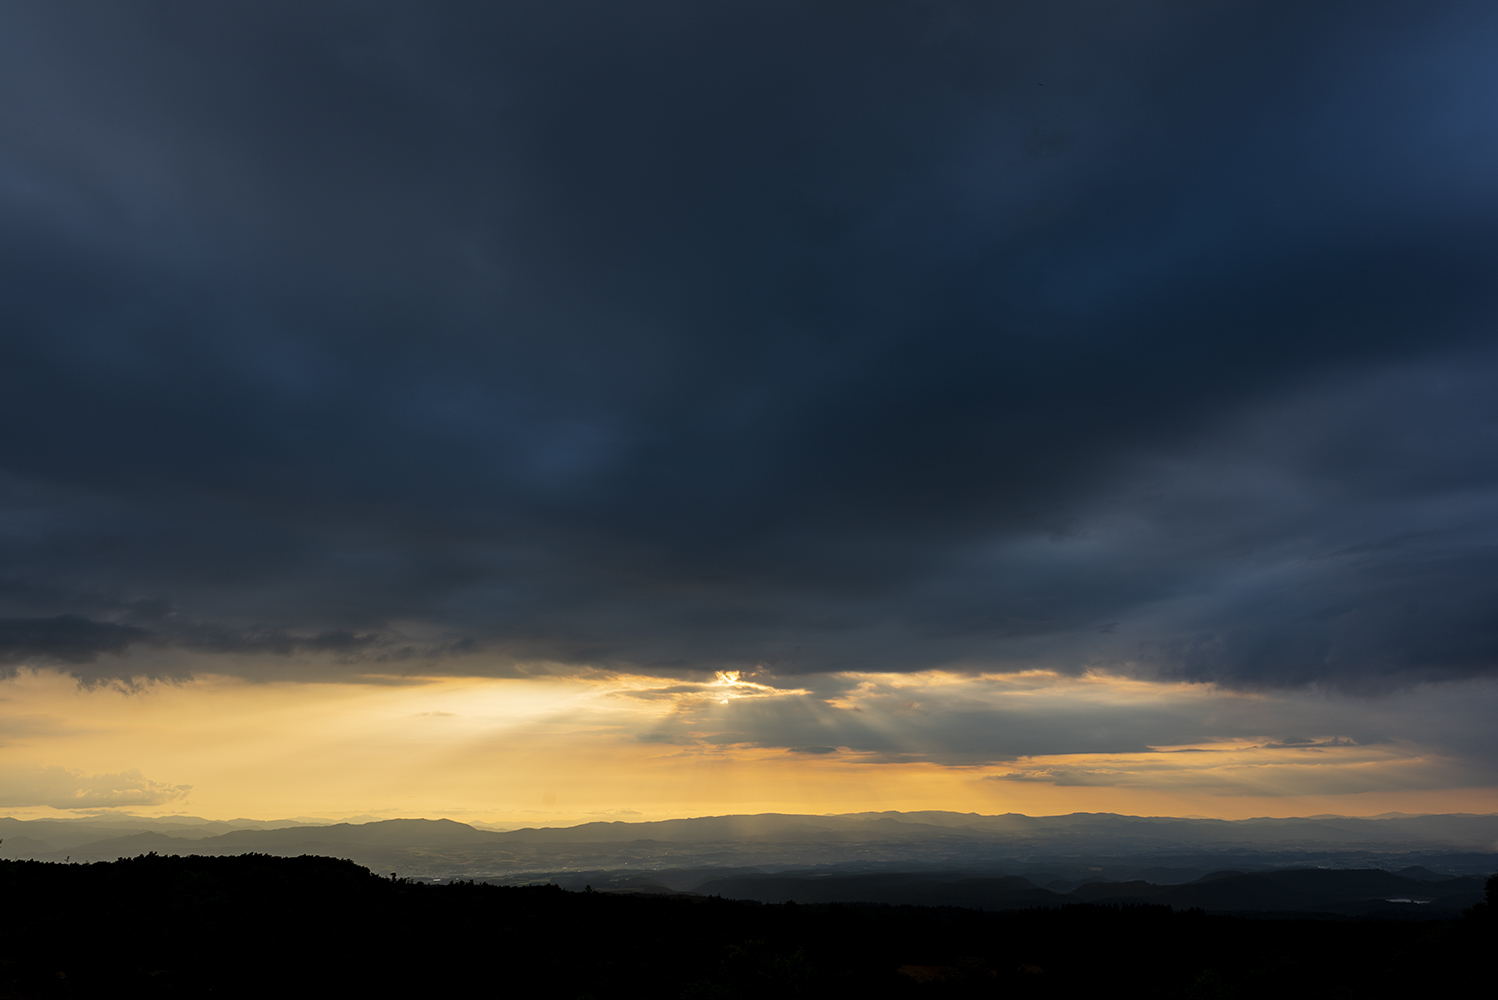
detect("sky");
top-left (3, 0), bottom-right (1498, 826)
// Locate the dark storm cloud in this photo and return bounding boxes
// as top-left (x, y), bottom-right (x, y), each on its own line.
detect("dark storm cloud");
top-left (2, 1), bottom-right (1498, 686)
top-left (0, 617), bottom-right (151, 665)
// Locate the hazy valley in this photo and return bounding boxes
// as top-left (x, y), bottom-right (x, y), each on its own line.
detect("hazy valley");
top-left (6, 809), bottom-right (1495, 917)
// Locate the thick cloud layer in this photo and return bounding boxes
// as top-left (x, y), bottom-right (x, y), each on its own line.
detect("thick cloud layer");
top-left (1, 1), bottom-right (1497, 686)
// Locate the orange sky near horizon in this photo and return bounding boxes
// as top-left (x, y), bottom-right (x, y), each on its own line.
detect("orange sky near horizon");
top-left (3, 666), bottom-right (1496, 826)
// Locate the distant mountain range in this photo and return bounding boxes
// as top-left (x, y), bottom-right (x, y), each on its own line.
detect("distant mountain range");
top-left (4, 811), bottom-right (1496, 903)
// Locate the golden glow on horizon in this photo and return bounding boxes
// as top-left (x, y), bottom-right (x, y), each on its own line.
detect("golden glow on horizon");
top-left (1, 666), bottom-right (1495, 825)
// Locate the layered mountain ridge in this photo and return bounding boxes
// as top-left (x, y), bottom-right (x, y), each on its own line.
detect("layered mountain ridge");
top-left (4, 810), bottom-right (1496, 894)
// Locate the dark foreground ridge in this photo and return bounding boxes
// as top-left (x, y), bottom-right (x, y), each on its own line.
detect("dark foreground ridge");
top-left (2, 854), bottom-right (1494, 998)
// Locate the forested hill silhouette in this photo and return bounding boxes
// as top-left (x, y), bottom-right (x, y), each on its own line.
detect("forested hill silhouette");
top-left (1, 854), bottom-right (1493, 998)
